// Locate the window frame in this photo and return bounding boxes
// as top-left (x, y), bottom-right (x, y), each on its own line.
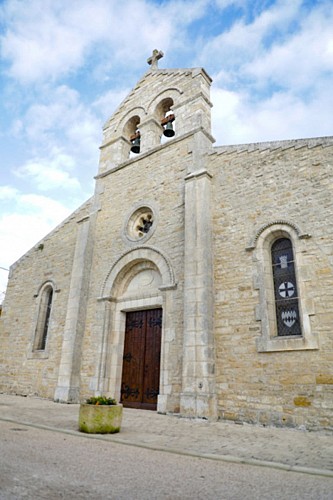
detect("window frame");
top-left (249, 223), bottom-right (318, 352)
top-left (30, 282), bottom-right (55, 357)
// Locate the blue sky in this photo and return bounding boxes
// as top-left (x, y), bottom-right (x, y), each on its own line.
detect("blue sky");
top-left (0, 0), bottom-right (332, 298)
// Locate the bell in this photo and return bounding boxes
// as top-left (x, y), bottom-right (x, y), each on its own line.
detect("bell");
top-left (130, 135), bottom-right (140, 154)
top-left (163, 121), bottom-right (175, 138)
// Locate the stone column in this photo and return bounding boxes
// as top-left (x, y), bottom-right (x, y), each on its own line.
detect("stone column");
top-left (157, 284), bottom-right (179, 414)
top-left (54, 215), bottom-right (93, 403)
top-left (180, 155), bottom-right (217, 419)
top-left (139, 118), bottom-right (162, 154)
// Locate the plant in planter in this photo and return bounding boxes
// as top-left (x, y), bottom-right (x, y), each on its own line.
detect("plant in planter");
top-left (78, 396), bottom-right (123, 434)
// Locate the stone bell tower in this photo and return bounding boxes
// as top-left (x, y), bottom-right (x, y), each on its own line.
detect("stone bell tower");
top-left (97, 50), bottom-right (214, 173)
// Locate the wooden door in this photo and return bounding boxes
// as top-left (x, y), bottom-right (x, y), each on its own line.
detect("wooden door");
top-left (121, 309), bottom-right (162, 410)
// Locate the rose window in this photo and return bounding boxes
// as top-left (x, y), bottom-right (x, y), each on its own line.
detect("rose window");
top-left (126, 206), bottom-right (155, 242)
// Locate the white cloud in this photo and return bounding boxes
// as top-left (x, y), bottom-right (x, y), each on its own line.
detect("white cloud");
top-left (0, 185), bottom-right (19, 200)
top-left (211, 87), bottom-right (252, 144)
top-left (15, 154), bottom-right (81, 191)
top-left (0, 187), bottom-right (75, 230)
top-left (0, 1), bottom-right (136, 83)
top-left (8, 84), bottom-right (100, 193)
top-left (206, 0), bottom-right (333, 144)
top-left (0, 0), bottom-right (216, 85)
top-left (0, 189), bottom-right (76, 295)
top-left (199, 0), bottom-right (303, 71)
top-left (244, 3), bottom-right (333, 91)
top-left (21, 85), bottom-right (100, 145)
top-left (93, 88), bottom-right (130, 122)
top-left (212, 79), bottom-right (333, 146)
top-left (18, 193), bottom-right (74, 219)
top-left (0, 0), bottom-right (111, 83)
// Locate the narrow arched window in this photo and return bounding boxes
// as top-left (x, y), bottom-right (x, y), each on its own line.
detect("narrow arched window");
top-left (271, 238), bottom-right (301, 336)
top-left (34, 286), bottom-right (53, 350)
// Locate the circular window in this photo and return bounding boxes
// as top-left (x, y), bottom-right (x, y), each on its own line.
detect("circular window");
top-left (126, 206), bottom-right (156, 242)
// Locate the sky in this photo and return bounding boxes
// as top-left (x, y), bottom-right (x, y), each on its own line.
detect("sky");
top-left (0, 0), bottom-right (332, 299)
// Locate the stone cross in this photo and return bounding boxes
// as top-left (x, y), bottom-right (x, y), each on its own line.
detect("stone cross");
top-left (147, 49), bottom-right (164, 69)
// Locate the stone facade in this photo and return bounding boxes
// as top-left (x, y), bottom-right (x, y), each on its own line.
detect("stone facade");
top-left (1, 55), bottom-right (332, 430)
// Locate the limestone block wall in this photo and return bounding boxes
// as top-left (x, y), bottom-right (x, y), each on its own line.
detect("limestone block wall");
top-left (79, 137), bottom-right (191, 408)
top-left (210, 139), bottom-right (333, 430)
top-left (0, 200), bottom-right (93, 399)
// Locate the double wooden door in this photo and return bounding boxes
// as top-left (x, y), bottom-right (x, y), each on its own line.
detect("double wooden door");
top-left (121, 309), bottom-right (162, 410)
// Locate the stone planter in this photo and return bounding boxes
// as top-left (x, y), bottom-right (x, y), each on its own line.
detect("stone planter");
top-left (78, 403), bottom-right (123, 434)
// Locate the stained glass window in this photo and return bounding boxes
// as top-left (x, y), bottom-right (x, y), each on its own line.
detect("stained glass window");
top-left (271, 238), bottom-right (301, 336)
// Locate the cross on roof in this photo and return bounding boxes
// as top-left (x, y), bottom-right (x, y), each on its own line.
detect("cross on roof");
top-left (147, 49), bottom-right (164, 70)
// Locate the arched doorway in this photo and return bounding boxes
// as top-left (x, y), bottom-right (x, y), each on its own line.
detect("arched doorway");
top-left (96, 247), bottom-right (177, 412)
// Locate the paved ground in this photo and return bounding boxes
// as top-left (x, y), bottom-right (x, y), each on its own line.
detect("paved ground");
top-left (0, 394), bottom-right (332, 477)
top-left (2, 420), bottom-right (333, 500)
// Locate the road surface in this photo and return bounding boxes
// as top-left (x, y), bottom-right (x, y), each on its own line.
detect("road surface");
top-left (1, 421), bottom-right (332, 499)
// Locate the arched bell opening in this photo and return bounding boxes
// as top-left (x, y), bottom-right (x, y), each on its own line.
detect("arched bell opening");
top-left (155, 98), bottom-right (175, 143)
top-left (124, 115), bottom-right (141, 156)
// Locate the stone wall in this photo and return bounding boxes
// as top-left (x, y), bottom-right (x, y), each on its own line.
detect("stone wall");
top-left (0, 200), bottom-right (93, 398)
top-left (210, 139), bottom-right (333, 429)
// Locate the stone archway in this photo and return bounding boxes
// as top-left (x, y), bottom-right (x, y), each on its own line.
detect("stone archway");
top-left (100, 246), bottom-right (175, 298)
top-left (95, 247), bottom-right (177, 413)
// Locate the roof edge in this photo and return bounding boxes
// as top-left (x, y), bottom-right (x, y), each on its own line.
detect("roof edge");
top-left (211, 135), bottom-right (333, 155)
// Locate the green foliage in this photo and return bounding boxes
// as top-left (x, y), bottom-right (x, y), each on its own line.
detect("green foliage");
top-left (85, 395), bottom-right (117, 406)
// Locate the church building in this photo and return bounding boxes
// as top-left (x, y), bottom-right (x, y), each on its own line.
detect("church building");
top-left (1, 51), bottom-right (332, 430)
